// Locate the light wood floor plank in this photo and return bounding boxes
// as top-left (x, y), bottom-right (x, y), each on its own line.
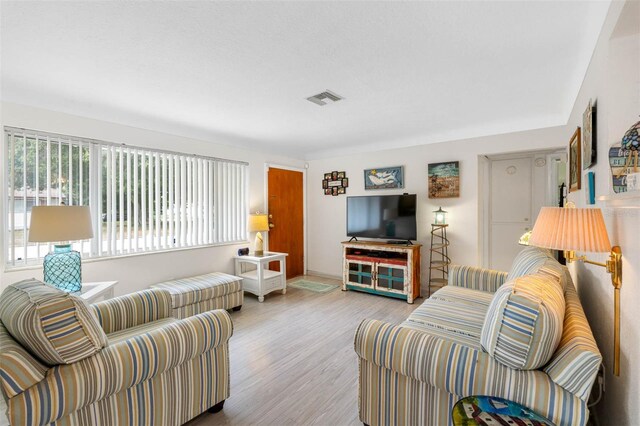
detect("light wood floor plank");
top-left (187, 275), bottom-right (419, 426)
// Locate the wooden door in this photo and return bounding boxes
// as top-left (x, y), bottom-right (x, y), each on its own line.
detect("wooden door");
top-left (267, 167), bottom-right (304, 279)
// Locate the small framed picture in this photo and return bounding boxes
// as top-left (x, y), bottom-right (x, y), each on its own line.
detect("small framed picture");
top-left (337, 171), bottom-right (346, 179)
top-left (342, 178), bottom-right (349, 188)
top-left (332, 187), bottom-right (338, 196)
top-left (322, 180), bottom-right (328, 189)
top-left (337, 187), bottom-right (345, 194)
top-left (324, 188), bottom-right (331, 195)
top-left (324, 173), bottom-right (332, 180)
top-left (569, 127), bottom-right (582, 192)
top-left (331, 171), bottom-right (338, 180)
top-left (583, 100), bottom-right (597, 169)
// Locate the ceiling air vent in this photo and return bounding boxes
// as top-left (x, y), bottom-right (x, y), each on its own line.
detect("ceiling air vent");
top-left (306, 90), bottom-right (344, 106)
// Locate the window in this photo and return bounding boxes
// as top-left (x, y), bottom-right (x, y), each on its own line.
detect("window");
top-left (4, 127), bottom-right (248, 267)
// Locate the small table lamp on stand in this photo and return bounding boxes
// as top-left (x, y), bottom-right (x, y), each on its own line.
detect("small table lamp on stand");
top-left (28, 206), bottom-right (94, 292)
top-left (248, 213), bottom-right (270, 256)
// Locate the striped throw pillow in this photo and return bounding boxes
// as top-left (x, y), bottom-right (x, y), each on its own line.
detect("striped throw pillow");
top-left (481, 269), bottom-right (565, 370)
top-left (0, 279), bottom-right (108, 366)
top-left (506, 246), bottom-right (554, 281)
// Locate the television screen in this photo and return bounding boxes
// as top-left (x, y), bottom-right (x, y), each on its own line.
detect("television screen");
top-left (346, 194), bottom-right (417, 241)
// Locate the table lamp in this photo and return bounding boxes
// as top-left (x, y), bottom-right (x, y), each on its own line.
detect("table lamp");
top-left (28, 206), bottom-right (94, 292)
top-left (433, 207), bottom-right (447, 225)
top-left (529, 206), bottom-right (623, 375)
top-left (248, 213), bottom-right (270, 256)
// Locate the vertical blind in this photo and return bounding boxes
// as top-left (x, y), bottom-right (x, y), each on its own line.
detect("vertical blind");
top-left (4, 127), bottom-right (248, 267)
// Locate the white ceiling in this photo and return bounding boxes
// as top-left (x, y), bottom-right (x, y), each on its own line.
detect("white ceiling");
top-left (1, 1), bottom-right (611, 160)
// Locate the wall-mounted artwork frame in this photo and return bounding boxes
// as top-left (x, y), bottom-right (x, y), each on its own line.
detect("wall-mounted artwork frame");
top-left (364, 166), bottom-right (404, 190)
top-left (569, 127), bottom-right (582, 192)
top-left (583, 100), bottom-right (597, 169)
top-left (428, 161), bottom-right (460, 198)
top-left (585, 171), bottom-right (595, 204)
top-left (322, 171), bottom-right (348, 196)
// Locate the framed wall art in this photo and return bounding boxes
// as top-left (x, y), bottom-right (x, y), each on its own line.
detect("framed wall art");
top-left (322, 171), bottom-right (348, 196)
top-left (569, 127), bottom-right (582, 192)
top-left (428, 161), bottom-right (460, 198)
top-left (364, 166), bottom-right (404, 190)
top-left (582, 100), bottom-right (597, 169)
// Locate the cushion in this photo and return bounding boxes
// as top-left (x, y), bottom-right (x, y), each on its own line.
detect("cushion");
top-left (506, 246), bottom-right (554, 281)
top-left (403, 287), bottom-right (493, 350)
top-left (481, 268), bottom-right (565, 370)
top-left (0, 279), bottom-right (108, 366)
top-left (0, 322), bottom-right (48, 398)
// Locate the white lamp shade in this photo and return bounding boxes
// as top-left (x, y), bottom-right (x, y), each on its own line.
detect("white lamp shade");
top-left (248, 214), bottom-right (269, 233)
top-left (28, 206), bottom-right (94, 243)
top-left (529, 207), bottom-right (611, 253)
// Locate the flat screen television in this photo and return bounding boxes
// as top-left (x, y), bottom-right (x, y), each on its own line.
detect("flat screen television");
top-left (346, 194), bottom-right (417, 242)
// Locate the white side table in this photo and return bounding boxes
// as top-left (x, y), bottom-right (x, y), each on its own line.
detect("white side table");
top-left (73, 281), bottom-right (118, 304)
top-left (234, 252), bottom-right (288, 302)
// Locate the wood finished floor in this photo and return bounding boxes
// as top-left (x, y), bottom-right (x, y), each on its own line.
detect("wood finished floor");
top-left (186, 275), bottom-right (420, 426)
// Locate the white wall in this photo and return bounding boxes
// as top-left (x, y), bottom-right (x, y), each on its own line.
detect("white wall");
top-left (563, 1), bottom-right (639, 424)
top-left (0, 102), bottom-right (305, 295)
top-left (306, 125), bottom-right (567, 294)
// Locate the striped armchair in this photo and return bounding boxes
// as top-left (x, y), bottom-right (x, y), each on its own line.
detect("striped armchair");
top-left (0, 279), bottom-right (233, 426)
top-left (355, 247), bottom-right (601, 426)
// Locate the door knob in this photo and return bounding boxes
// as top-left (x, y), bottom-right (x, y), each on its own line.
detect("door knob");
top-left (268, 214), bottom-right (273, 219)
top-left (269, 223), bottom-right (275, 229)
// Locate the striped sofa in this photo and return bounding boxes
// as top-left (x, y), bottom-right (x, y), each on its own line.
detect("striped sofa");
top-left (355, 247), bottom-right (602, 426)
top-left (0, 279), bottom-right (233, 426)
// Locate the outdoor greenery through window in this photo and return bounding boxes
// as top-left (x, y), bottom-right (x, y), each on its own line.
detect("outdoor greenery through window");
top-left (4, 127), bottom-right (248, 267)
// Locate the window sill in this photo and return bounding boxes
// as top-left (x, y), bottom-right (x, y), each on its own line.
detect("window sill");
top-left (3, 240), bottom-right (250, 273)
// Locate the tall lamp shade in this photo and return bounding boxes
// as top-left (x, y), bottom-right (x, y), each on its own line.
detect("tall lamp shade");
top-left (529, 207), bottom-right (611, 253)
top-left (248, 214), bottom-right (270, 256)
top-left (28, 206), bottom-right (94, 292)
top-left (529, 206), bottom-right (622, 376)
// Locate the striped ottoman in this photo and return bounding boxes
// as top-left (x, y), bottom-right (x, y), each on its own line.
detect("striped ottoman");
top-left (151, 272), bottom-right (243, 319)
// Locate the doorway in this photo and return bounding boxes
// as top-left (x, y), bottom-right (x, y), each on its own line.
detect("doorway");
top-left (266, 165), bottom-right (305, 279)
top-left (480, 150), bottom-right (566, 270)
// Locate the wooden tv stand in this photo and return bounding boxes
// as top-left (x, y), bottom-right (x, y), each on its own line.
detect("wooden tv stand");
top-left (342, 241), bottom-right (421, 303)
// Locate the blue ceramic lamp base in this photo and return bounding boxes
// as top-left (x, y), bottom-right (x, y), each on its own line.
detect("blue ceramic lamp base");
top-left (43, 244), bottom-right (82, 292)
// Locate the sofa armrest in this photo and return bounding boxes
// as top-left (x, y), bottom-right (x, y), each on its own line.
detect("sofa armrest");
top-left (354, 319), bottom-right (585, 426)
top-left (7, 309), bottom-right (233, 426)
top-left (91, 288), bottom-right (173, 334)
top-left (447, 265), bottom-right (508, 293)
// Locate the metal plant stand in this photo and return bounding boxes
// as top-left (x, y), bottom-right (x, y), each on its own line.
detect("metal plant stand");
top-left (428, 224), bottom-right (450, 296)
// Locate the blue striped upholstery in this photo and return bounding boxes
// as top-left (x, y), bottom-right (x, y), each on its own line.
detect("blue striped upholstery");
top-left (544, 282), bottom-right (602, 400)
top-left (0, 323), bottom-right (48, 398)
top-left (448, 265), bottom-right (508, 293)
top-left (481, 270), bottom-right (565, 370)
top-left (0, 282), bottom-right (234, 426)
top-left (402, 287), bottom-right (493, 349)
top-left (151, 272), bottom-right (243, 318)
top-left (507, 247), bottom-right (554, 281)
top-left (355, 247), bottom-right (601, 426)
top-left (0, 279), bottom-right (108, 366)
top-left (355, 319), bottom-right (589, 426)
top-left (105, 317), bottom-right (178, 344)
top-left (91, 288), bottom-right (173, 334)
